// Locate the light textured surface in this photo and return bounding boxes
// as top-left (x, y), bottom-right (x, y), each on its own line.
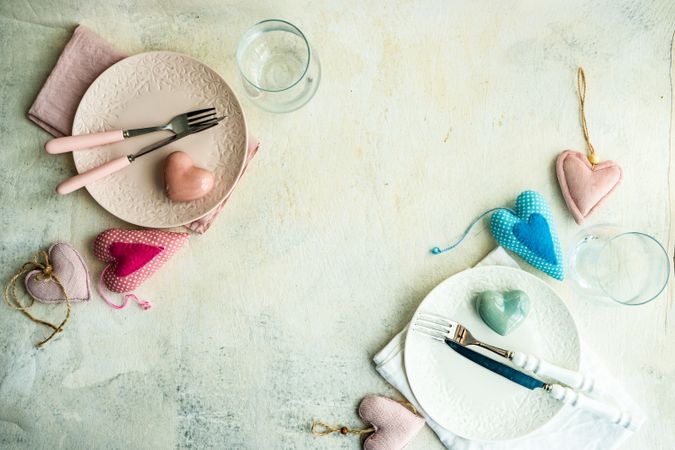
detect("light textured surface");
top-left (0, 1), bottom-right (673, 449)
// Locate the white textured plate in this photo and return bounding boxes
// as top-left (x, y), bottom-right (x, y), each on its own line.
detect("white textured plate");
top-left (405, 266), bottom-right (580, 441)
top-left (72, 51), bottom-right (247, 228)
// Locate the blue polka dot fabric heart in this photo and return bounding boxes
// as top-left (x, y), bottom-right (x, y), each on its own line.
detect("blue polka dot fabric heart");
top-left (490, 191), bottom-right (564, 280)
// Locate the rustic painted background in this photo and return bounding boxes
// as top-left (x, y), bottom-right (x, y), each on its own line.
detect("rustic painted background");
top-left (0, 1), bottom-right (674, 448)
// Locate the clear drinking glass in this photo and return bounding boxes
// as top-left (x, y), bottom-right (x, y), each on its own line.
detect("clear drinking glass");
top-left (567, 224), bottom-right (670, 305)
top-left (236, 19), bottom-right (321, 113)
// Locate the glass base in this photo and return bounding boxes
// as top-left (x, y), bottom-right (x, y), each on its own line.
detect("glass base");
top-left (566, 224), bottom-right (670, 306)
top-left (567, 225), bottom-right (616, 300)
top-left (243, 52), bottom-right (321, 113)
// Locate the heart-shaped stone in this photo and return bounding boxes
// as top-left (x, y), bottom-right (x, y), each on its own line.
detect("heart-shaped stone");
top-left (358, 396), bottom-right (425, 450)
top-left (25, 242), bottom-right (91, 303)
top-left (475, 290), bottom-right (530, 336)
top-left (94, 229), bottom-right (189, 293)
top-left (490, 191), bottom-right (564, 280)
top-left (164, 151), bottom-right (215, 202)
top-left (556, 150), bottom-right (622, 224)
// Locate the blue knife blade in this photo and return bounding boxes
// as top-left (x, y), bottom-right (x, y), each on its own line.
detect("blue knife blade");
top-left (446, 340), bottom-right (546, 391)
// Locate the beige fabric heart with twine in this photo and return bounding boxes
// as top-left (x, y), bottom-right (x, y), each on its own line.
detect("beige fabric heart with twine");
top-left (556, 67), bottom-right (622, 224)
top-left (359, 395), bottom-right (425, 450)
top-left (24, 242), bottom-right (91, 303)
top-left (311, 395), bottom-right (425, 449)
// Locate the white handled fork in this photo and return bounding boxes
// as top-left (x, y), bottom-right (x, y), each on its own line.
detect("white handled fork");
top-left (413, 312), bottom-right (605, 397)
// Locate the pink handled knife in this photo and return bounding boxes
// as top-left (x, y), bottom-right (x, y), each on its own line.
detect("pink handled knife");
top-left (55, 117), bottom-right (224, 195)
top-left (44, 108), bottom-right (217, 154)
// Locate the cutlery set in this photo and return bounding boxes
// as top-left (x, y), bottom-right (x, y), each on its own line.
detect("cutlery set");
top-left (413, 312), bottom-right (636, 430)
top-left (44, 108), bottom-right (223, 195)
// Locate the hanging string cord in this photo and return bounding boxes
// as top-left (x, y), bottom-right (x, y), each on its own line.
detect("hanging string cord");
top-left (310, 422), bottom-right (374, 436)
top-left (98, 264), bottom-right (152, 310)
top-left (431, 207), bottom-right (514, 254)
top-left (310, 400), bottom-right (419, 437)
top-left (577, 67), bottom-right (599, 165)
top-left (3, 251), bottom-right (71, 347)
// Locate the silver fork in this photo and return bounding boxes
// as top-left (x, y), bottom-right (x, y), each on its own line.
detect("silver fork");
top-left (412, 311), bottom-right (604, 395)
top-left (413, 312), bottom-right (513, 358)
top-left (55, 116), bottom-right (225, 195)
top-left (45, 108), bottom-right (218, 154)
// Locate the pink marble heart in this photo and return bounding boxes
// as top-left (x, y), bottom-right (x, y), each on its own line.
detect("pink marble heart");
top-left (164, 151), bottom-right (215, 202)
top-left (358, 396), bottom-right (425, 450)
top-left (24, 242), bottom-right (91, 303)
top-left (556, 150), bottom-right (622, 224)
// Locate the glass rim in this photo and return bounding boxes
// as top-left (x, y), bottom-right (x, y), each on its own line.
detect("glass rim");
top-left (235, 19), bottom-right (311, 93)
top-left (595, 230), bottom-right (671, 306)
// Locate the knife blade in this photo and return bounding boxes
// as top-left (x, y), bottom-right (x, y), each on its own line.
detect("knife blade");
top-left (446, 339), bottom-right (639, 430)
top-left (446, 339), bottom-right (546, 391)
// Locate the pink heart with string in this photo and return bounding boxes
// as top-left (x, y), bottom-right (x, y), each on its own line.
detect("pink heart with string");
top-left (94, 229), bottom-right (189, 293)
top-left (556, 150), bottom-right (622, 224)
top-left (358, 395), bottom-right (425, 450)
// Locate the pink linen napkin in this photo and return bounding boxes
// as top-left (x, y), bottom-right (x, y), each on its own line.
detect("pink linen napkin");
top-left (28, 25), bottom-right (259, 233)
top-left (27, 25), bottom-right (126, 137)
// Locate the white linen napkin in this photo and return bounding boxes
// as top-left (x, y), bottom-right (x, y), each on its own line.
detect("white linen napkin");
top-left (374, 247), bottom-right (645, 449)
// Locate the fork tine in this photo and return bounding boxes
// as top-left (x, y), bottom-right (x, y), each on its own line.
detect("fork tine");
top-left (189, 117), bottom-right (217, 127)
top-left (417, 312), bottom-right (455, 326)
top-left (189, 116), bottom-right (224, 129)
top-left (188, 117), bottom-right (225, 133)
top-left (414, 317), bottom-right (453, 333)
top-left (411, 325), bottom-right (445, 341)
top-left (417, 311), bottom-right (450, 320)
top-left (413, 322), bottom-right (449, 335)
top-left (188, 111), bottom-right (217, 123)
top-left (185, 107), bottom-right (215, 117)
top-left (187, 121), bottom-right (220, 135)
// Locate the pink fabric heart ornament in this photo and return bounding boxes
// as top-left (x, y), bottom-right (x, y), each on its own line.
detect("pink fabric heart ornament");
top-left (358, 395), bottom-right (425, 450)
top-left (24, 242), bottom-right (91, 303)
top-left (556, 150), bottom-right (622, 224)
top-left (94, 229), bottom-right (189, 309)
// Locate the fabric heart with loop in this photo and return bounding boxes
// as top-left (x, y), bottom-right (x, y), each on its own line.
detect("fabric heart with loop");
top-left (311, 395), bottom-right (425, 450)
top-left (94, 228), bottom-right (190, 311)
top-left (3, 243), bottom-right (90, 347)
top-left (431, 190), bottom-right (564, 280)
top-left (556, 67), bottom-right (622, 224)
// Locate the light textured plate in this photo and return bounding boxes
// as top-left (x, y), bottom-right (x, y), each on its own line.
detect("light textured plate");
top-left (404, 266), bottom-right (580, 441)
top-left (72, 51), bottom-right (247, 228)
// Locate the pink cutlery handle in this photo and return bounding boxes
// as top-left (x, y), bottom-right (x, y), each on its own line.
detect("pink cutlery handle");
top-left (56, 155), bottom-right (131, 195)
top-left (45, 130), bottom-right (125, 154)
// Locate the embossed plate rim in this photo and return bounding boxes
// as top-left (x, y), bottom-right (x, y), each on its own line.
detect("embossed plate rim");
top-left (71, 51), bottom-right (248, 227)
top-left (404, 265), bottom-right (580, 441)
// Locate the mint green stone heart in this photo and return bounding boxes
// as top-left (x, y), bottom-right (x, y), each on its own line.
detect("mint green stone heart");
top-left (475, 290), bottom-right (530, 336)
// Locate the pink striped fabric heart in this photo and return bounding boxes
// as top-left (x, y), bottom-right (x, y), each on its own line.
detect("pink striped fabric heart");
top-left (556, 150), bottom-right (622, 224)
top-left (358, 396), bottom-right (425, 450)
